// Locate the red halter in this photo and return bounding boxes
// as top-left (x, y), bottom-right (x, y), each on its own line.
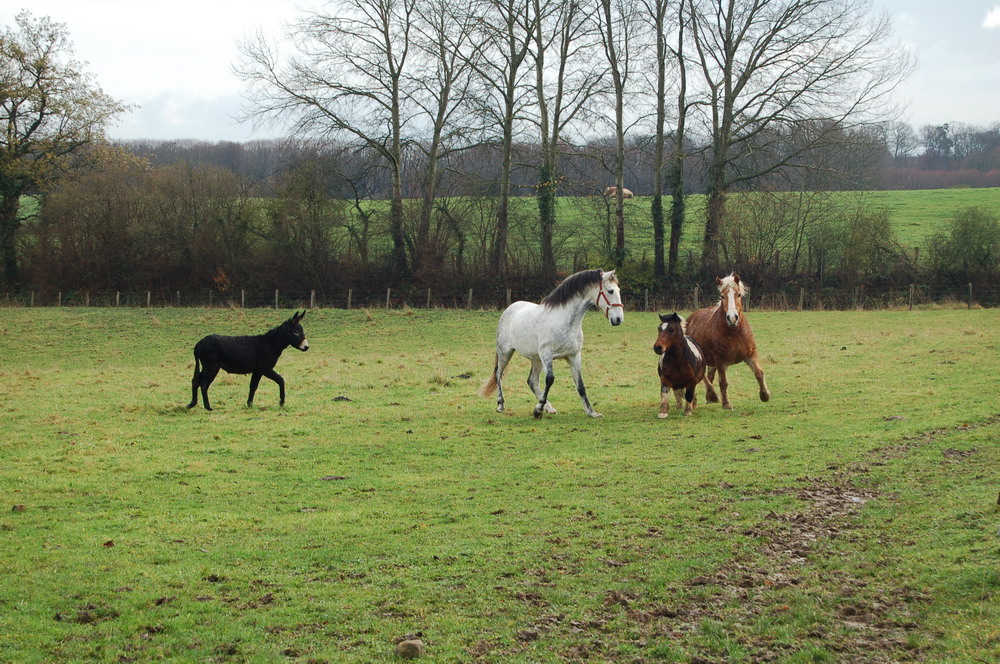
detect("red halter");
top-left (595, 271), bottom-right (624, 319)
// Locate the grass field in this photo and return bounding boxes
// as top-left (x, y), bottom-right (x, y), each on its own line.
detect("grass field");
top-left (1, 307), bottom-right (999, 663)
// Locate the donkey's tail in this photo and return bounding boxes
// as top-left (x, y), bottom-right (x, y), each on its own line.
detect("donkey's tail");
top-left (478, 353), bottom-right (500, 397)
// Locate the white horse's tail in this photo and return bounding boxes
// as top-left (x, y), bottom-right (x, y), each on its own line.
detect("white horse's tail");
top-left (478, 353), bottom-right (500, 397)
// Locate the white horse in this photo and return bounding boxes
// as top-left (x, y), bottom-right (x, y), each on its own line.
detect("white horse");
top-left (479, 269), bottom-right (625, 419)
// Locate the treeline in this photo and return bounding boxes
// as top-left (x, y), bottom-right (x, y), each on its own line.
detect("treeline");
top-left (19, 146), bottom-right (1000, 299)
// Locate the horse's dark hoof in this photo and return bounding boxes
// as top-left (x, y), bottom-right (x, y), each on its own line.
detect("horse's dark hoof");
top-left (760, 391), bottom-right (771, 402)
top-left (533, 406), bottom-right (544, 419)
top-left (205, 407), bottom-right (213, 411)
top-left (187, 403), bottom-right (196, 409)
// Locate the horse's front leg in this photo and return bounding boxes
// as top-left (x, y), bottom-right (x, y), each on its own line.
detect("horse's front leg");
top-left (567, 353), bottom-right (601, 418)
top-left (261, 368), bottom-right (286, 406)
top-left (533, 355), bottom-right (557, 419)
top-left (528, 359), bottom-right (556, 414)
top-left (247, 372), bottom-right (263, 407)
top-left (745, 353), bottom-right (771, 402)
top-left (682, 386), bottom-right (696, 415)
top-left (658, 384), bottom-right (671, 418)
top-left (703, 366), bottom-right (720, 403)
top-left (717, 365), bottom-right (732, 410)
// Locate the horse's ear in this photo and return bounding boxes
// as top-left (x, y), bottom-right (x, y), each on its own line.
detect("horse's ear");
top-left (732, 273), bottom-right (741, 284)
top-left (603, 269), bottom-right (615, 279)
top-left (716, 276), bottom-right (724, 286)
top-left (659, 313), bottom-right (669, 322)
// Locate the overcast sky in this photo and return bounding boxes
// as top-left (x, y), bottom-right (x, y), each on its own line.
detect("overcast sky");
top-left (2, 0), bottom-right (999, 142)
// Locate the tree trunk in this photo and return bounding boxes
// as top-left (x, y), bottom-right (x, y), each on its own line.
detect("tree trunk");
top-left (0, 194), bottom-right (21, 289)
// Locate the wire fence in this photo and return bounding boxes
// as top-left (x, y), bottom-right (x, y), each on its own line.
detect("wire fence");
top-left (3, 283), bottom-right (998, 311)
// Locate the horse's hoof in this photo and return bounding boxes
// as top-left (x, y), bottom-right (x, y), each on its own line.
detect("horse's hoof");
top-left (657, 412), bottom-right (669, 419)
top-left (589, 411), bottom-right (603, 418)
top-left (760, 390), bottom-right (771, 402)
top-left (706, 393), bottom-right (719, 403)
top-left (683, 410), bottom-right (693, 416)
top-left (545, 404), bottom-right (557, 414)
top-left (533, 407), bottom-right (544, 419)
top-left (186, 403), bottom-right (196, 409)
top-left (496, 405), bottom-right (505, 413)
top-left (723, 403), bottom-right (733, 410)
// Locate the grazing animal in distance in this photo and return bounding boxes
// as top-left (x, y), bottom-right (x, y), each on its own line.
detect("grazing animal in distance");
top-left (188, 311), bottom-right (309, 411)
top-left (479, 269), bottom-right (625, 419)
top-left (685, 274), bottom-right (770, 409)
top-left (653, 312), bottom-right (706, 417)
top-left (603, 186), bottom-right (633, 198)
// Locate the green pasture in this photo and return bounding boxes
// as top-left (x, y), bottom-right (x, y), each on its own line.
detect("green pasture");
top-left (1, 307), bottom-right (998, 662)
top-left (548, 187), bottom-right (1000, 259)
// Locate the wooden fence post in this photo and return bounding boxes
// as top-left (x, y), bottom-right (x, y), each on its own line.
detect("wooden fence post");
top-left (347, 289), bottom-right (353, 310)
top-left (506, 289), bottom-right (512, 308)
top-left (467, 288), bottom-right (473, 310)
top-left (644, 288), bottom-right (649, 311)
top-left (909, 284), bottom-right (914, 311)
top-left (798, 287), bottom-right (805, 312)
top-left (241, 290), bottom-right (245, 308)
top-left (274, 289), bottom-right (279, 309)
top-left (968, 283), bottom-right (973, 309)
top-left (146, 291), bottom-right (151, 308)
top-left (176, 290), bottom-right (181, 307)
top-left (30, 292), bottom-right (34, 307)
top-left (426, 288), bottom-right (432, 309)
top-left (115, 291), bottom-right (120, 307)
top-left (693, 285), bottom-right (699, 310)
top-left (386, 288), bottom-right (391, 309)
top-left (85, 291), bottom-right (90, 307)
top-left (57, 292), bottom-right (62, 307)
top-left (310, 290), bottom-right (316, 309)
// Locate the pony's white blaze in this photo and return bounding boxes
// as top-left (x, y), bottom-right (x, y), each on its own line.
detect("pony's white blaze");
top-left (725, 288), bottom-right (739, 326)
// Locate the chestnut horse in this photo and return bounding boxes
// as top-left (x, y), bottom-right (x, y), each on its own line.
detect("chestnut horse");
top-left (685, 274), bottom-right (770, 409)
top-left (653, 313), bottom-right (706, 417)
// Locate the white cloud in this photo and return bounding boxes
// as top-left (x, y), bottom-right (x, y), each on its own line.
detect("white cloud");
top-left (985, 6), bottom-right (1000, 29)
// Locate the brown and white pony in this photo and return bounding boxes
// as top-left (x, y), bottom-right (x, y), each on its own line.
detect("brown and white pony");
top-left (653, 313), bottom-right (706, 417)
top-left (603, 186), bottom-right (633, 198)
top-left (685, 274), bottom-right (770, 409)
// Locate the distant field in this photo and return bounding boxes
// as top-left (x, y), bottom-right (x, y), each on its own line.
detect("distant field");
top-left (1, 308), bottom-right (998, 662)
top-left (545, 188), bottom-right (1000, 262)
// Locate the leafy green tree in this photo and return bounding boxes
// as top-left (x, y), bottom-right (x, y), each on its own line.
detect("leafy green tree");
top-left (928, 207), bottom-right (1000, 284)
top-left (0, 11), bottom-right (129, 288)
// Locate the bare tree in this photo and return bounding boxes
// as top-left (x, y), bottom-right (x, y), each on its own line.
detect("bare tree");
top-left (236, 0), bottom-right (417, 283)
top-left (0, 11), bottom-right (129, 288)
top-left (467, 0), bottom-right (537, 277)
top-left (597, 0), bottom-right (645, 269)
top-left (688, 0), bottom-right (912, 273)
top-left (408, 0), bottom-right (483, 279)
top-left (531, 0), bottom-right (607, 282)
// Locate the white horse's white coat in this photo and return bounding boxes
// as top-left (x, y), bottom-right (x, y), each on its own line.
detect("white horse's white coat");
top-left (489, 270), bottom-right (624, 418)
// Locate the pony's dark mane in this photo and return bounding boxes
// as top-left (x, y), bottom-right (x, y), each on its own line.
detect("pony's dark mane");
top-left (541, 269), bottom-right (603, 308)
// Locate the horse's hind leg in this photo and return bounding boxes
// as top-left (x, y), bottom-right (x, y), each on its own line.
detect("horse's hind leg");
top-left (188, 356), bottom-right (201, 409)
top-left (745, 353), bottom-right (771, 402)
top-left (528, 359), bottom-right (556, 414)
top-left (566, 352), bottom-right (600, 418)
top-left (199, 364), bottom-right (220, 411)
top-left (495, 348), bottom-right (515, 413)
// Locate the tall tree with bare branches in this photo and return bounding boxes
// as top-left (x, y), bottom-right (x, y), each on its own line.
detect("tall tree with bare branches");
top-left (236, 0), bottom-right (417, 283)
top-left (688, 0), bottom-right (912, 274)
